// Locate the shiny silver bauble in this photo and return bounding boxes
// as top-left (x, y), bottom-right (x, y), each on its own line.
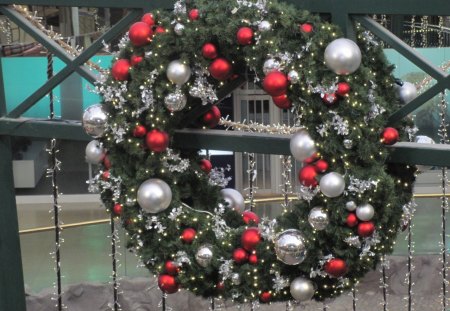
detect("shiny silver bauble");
top-left (231, 273), bottom-right (241, 285)
top-left (137, 178), bottom-right (172, 214)
top-left (308, 207), bottom-right (329, 231)
top-left (164, 91), bottom-right (187, 112)
top-left (263, 58), bottom-right (281, 74)
top-left (220, 188), bottom-right (245, 212)
top-left (356, 203), bottom-right (375, 221)
top-left (174, 23), bottom-right (185, 36)
top-left (288, 70), bottom-right (300, 84)
top-left (290, 130), bottom-right (316, 162)
top-left (258, 20), bottom-right (272, 32)
top-left (396, 82), bottom-right (417, 105)
top-left (345, 201), bottom-right (357, 212)
top-left (166, 60), bottom-right (191, 85)
top-left (85, 140), bottom-right (105, 164)
top-left (82, 104), bottom-right (108, 138)
top-left (274, 229), bottom-right (307, 265)
top-left (319, 172), bottom-right (345, 198)
top-left (195, 244), bottom-right (214, 268)
top-left (324, 38), bottom-right (362, 75)
top-left (290, 277), bottom-right (315, 302)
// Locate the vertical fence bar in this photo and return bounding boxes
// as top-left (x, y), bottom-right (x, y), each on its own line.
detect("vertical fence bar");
top-left (0, 55), bottom-right (26, 310)
top-left (111, 215), bottom-right (119, 311)
top-left (248, 153), bottom-right (256, 211)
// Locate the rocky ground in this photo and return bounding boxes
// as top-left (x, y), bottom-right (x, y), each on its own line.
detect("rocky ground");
top-left (26, 255), bottom-right (448, 311)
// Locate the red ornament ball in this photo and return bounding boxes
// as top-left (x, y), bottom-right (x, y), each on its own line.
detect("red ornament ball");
top-left (103, 155), bottom-right (111, 169)
top-left (216, 282), bottom-right (225, 291)
top-left (133, 124), bottom-right (147, 138)
top-left (202, 43), bottom-right (218, 59)
top-left (158, 274), bottom-right (179, 294)
top-left (111, 59), bottom-right (131, 81)
top-left (202, 106), bottom-right (221, 128)
top-left (299, 165), bottom-right (318, 187)
top-left (272, 94), bottom-right (292, 109)
top-left (314, 159), bottom-right (329, 173)
top-left (346, 213), bottom-right (358, 227)
top-left (304, 153), bottom-right (319, 164)
top-left (381, 127), bottom-right (399, 145)
top-left (146, 129), bottom-right (169, 152)
top-left (188, 9), bottom-right (200, 21)
top-left (113, 203), bottom-right (122, 215)
top-left (233, 248), bottom-right (249, 264)
top-left (322, 93), bottom-right (338, 106)
top-left (199, 159), bottom-right (212, 174)
top-left (141, 13), bottom-right (155, 27)
top-left (181, 228), bottom-right (196, 244)
top-left (237, 27), bottom-right (254, 45)
top-left (336, 82), bottom-right (351, 97)
top-left (209, 58), bottom-right (233, 81)
top-left (300, 23), bottom-right (313, 33)
top-left (324, 258), bottom-right (347, 278)
top-left (154, 26), bottom-right (166, 34)
top-left (248, 253), bottom-right (258, 265)
top-left (241, 227), bottom-right (261, 251)
top-left (130, 54), bottom-right (144, 66)
top-left (263, 71), bottom-right (288, 96)
top-left (242, 211), bottom-right (260, 225)
top-left (128, 22), bottom-right (153, 47)
top-left (164, 261), bottom-right (180, 276)
top-left (358, 221), bottom-right (375, 237)
top-left (260, 291), bottom-right (272, 303)
top-left (101, 170), bottom-right (110, 181)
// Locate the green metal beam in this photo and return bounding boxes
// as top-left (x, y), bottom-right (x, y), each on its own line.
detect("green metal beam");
top-left (284, 0), bottom-right (450, 15)
top-left (0, 0), bottom-right (175, 9)
top-left (387, 142), bottom-right (450, 167)
top-left (6, 9), bottom-right (142, 118)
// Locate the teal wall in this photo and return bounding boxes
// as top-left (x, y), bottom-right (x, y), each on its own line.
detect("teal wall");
top-left (2, 48), bottom-right (449, 119)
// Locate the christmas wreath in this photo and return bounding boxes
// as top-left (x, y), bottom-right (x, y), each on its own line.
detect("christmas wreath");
top-left (83, 0), bottom-right (416, 304)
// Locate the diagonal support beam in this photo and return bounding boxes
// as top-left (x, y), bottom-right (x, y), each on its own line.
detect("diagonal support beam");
top-left (0, 0), bottom-right (175, 9)
top-left (6, 9), bottom-right (142, 118)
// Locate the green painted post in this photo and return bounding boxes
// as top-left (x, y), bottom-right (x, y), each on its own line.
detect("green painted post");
top-left (0, 59), bottom-right (27, 310)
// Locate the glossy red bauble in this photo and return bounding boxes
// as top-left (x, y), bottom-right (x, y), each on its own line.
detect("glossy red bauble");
top-left (242, 211), bottom-right (260, 225)
top-left (164, 260), bottom-right (180, 276)
top-left (272, 94), bottom-right (292, 109)
top-left (202, 43), bottom-right (218, 59)
top-left (237, 27), bottom-right (254, 45)
top-left (101, 170), bottom-right (110, 181)
top-left (103, 155), bottom-right (111, 169)
top-left (381, 127), bottom-right (399, 145)
top-left (358, 221), bottom-right (375, 237)
top-left (233, 248), bottom-right (249, 264)
top-left (299, 165), bottom-right (318, 187)
top-left (263, 71), bottom-right (288, 96)
top-left (322, 93), bottom-right (338, 106)
top-left (241, 227), bottom-right (261, 251)
top-left (304, 153), bottom-right (319, 165)
top-left (111, 59), bottom-right (131, 81)
top-left (141, 13), bottom-right (155, 27)
top-left (133, 125), bottom-right (147, 137)
top-left (130, 54), bottom-right (144, 66)
top-left (181, 228), bottom-right (196, 244)
top-left (248, 253), bottom-right (258, 265)
top-left (314, 159), bottom-right (329, 173)
top-left (216, 282), bottom-right (225, 291)
top-left (300, 23), bottom-right (313, 33)
top-left (199, 159), bottom-right (212, 174)
top-left (188, 9), bottom-right (200, 21)
top-left (154, 26), bottom-right (166, 34)
top-left (202, 106), bottom-right (221, 128)
top-left (346, 213), bottom-right (358, 227)
top-left (324, 258), bottom-right (347, 278)
top-left (209, 58), bottom-right (233, 81)
top-left (158, 274), bottom-right (179, 294)
top-left (146, 129), bottom-right (169, 152)
top-left (129, 22), bottom-right (153, 47)
top-left (113, 203), bottom-right (122, 215)
top-left (336, 82), bottom-right (351, 97)
top-left (260, 291), bottom-right (272, 303)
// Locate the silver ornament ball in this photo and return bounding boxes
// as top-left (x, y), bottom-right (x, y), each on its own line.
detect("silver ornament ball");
top-left (166, 60), bottom-right (191, 85)
top-left (189, 86), bottom-right (201, 98)
top-left (324, 38), bottom-right (362, 75)
top-left (319, 172), bottom-right (345, 198)
top-left (164, 91), bottom-right (187, 112)
top-left (308, 207), bottom-right (329, 231)
top-left (343, 139), bottom-right (353, 149)
top-left (85, 140), bottom-right (105, 164)
top-left (195, 244), bottom-right (214, 268)
top-left (137, 178), bottom-right (172, 214)
top-left (356, 203), bottom-right (375, 221)
top-left (258, 20), bottom-right (272, 32)
top-left (220, 188), bottom-right (245, 212)
top-left (174, 23), bottom-right (185, 36)
top-left (274, 229), bottom-right (307, 265)
top-left (396, 82), bottom-right (417, 105)
top-left (263, 58), bottom-right (281, 74)
top-left (290, 130), bottom-right (316, 162)
top-left (290, 277), bottom-right (315, 302)
top-left (231, 273), bottom-right (241, 285)
top-left (288, 70), bottom-right (300, 84)
top-left (345, 201), bottom-right (357, 212)
top-left (415, 135), bottom-right (435, 171)
top-left (82, 104), bottom-right (108, 138)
